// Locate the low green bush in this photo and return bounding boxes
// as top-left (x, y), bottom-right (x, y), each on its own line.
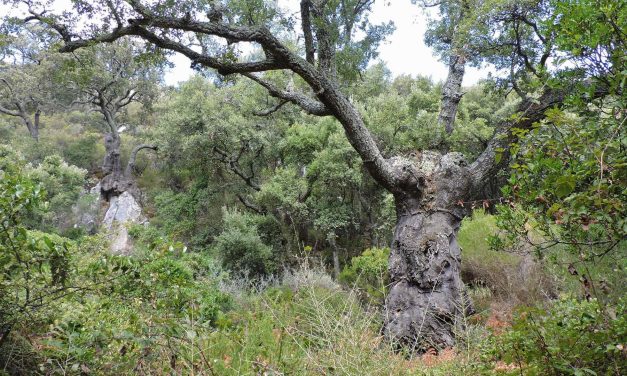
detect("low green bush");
top-left (27, 154), bottom-right (87, 233)
top-left (339, 247), bottom-right (390, 305)
top-left (213, 209), bottom-right (278, 278)
top-left (39, 245), bottom-right (232, 374)
top-left (0, 156), bottom-right (74, 341)
top-left (488, 298), bottom-right (627, 375)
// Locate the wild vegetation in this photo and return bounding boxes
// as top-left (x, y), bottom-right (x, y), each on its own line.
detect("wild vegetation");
top-left (1, 0), bottom-right (625, 374)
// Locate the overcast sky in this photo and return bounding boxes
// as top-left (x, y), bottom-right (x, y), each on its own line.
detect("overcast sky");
top-left (165, 0), bottom-right (492, 86)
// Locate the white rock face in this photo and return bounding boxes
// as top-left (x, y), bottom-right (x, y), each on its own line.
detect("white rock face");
top-left (103, 191), bottom-right (144, 229)
top-left (103, 191), bottom-right (146, 255)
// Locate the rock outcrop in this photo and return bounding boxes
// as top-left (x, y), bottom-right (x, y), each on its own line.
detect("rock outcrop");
top-left (102, 191), bottom-right (147, 255)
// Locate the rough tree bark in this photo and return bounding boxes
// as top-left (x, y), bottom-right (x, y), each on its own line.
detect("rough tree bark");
top-left (101, 133), bottom-right (157, 201)
top-left (300, 0), bottom-right (316, 65)
top-left (382, 151), bottom-right (472, 348)
top-left (101, 131), bottom-right (123, 199)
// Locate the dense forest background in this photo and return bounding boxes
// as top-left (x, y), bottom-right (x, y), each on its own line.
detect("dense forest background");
top-left (0, 0), bottom-right (625, 374)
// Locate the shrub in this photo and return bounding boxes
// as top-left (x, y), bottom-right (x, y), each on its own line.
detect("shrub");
top-left (61, 131), bottom-right (105, 173)
top-left (152, 188), bottom-right (222, 248)
top-left (27, 154), bottom-right (87, 233)
top-left (339, 247), bottom-right (390, 305)
top-left (39, 244), bottom-right (232, 374)
top-left (489, 298), bottom-right (627, 375)
top-left (195, 266), bottom-right (415, 375)
top-left (0, 157), bottom-right (74, 340)
top-left (203, 265), bottom-right (488, 375)
top-left (0, 332), bottom-right (43, 375)
top-left (213, 209), bottom-right (277, 278)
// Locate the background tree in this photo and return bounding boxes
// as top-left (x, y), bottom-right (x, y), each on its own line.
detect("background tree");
top-left (62, 40), bottom-right (162, 201)
top-left (0, 24), bottom-right (65, 140)
top-left (492, 0), bottom-right (626, 302)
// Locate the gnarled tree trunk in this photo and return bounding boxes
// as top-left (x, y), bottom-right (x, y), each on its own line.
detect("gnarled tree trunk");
top-left (0, 103), bottom-right (41, 141)
top-left (385, 211), bottom-right (467, 349)
top-left (19, 107), bottom-right (41, 141)
top-left (384, 151), bottom-right (472, 350)
top-left (101, 132), bottom-right (123, 199)
top-left (99, 132), bottom-right (157, 254)
top-left (101, 134), bottom-right (157, 202)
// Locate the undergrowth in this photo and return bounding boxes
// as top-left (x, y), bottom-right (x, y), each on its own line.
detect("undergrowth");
top-left (2, 211), bottom-right (624, 375)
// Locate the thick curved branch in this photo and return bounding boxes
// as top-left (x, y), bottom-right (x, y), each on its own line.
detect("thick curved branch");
top-left (468, 83), bottom-right (609, 199)
top-left (0, 78), bottom-right (15, 94)
top-left (135, 28), bottom-right (287, 76)
top-left (125, 143), bottom-right (158, 176)
top-left (0, 80), bottom-right (23, 117)
top-left (519, 15), bottom-right (547, 45)
top-left (0, 104), bottom-right (20, 117)
top-left (115, 89), bottom-right (139, 110)
top-left (236, 194), bottom-right (265, 214)
top-left (24, 7), bottom-right (72, 42)
top-left (469, 89), bottom-right (565, 194)
top-left (253, 100), bottom-right (288, 117)
top-left (98, 101), bottom-right (119, 135)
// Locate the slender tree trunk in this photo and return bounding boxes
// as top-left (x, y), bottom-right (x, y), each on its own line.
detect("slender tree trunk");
top-left (332, 248), bottom-right (341, 279)
top-left (16, 104), bottom-right (39, 141)
top-left (438, 54), bottom-right (466, 135)
top-left (32, 109), bottom-right (40, 140)
top-left (23, 116), bottom-right (39, 141)
top-left (329, 236), bottom-right (341, 279)
top-left (300, 0), bottom-right (315, 64)
top-left (310, 1), bottom-right (337, 80)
